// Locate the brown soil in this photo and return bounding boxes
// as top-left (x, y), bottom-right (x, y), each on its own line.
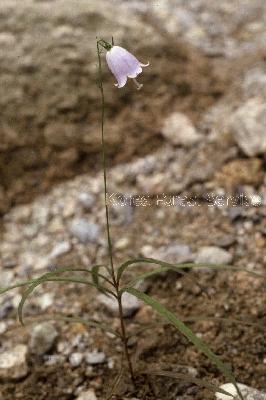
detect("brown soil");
top-left (0, 203), bottom-right (265, 399)
top-left (1, 40), bottom-right (229, 213)
top-left (0, 269), bottom-right (265, 400)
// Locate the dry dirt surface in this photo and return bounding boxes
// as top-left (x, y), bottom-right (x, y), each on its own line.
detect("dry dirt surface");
top-left (0, 0), bottom-right (266, 399)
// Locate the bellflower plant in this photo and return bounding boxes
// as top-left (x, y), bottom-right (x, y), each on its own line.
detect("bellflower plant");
top-left (2, 36), bottom-right (263, 399)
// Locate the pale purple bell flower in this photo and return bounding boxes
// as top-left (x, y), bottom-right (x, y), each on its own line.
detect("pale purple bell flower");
top-left (106, 45), bottom-right (149, 90)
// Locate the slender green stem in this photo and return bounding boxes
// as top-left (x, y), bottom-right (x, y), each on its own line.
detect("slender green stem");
top-left (117, 293), bottom-right (135, 382)
top-left (97, 40), bottom-right (135, 386)
top-left (96, 41), bottom-right (116, 285)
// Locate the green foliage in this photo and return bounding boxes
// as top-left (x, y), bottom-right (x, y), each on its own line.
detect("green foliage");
top-left (125, 287), bottom-right (244, 400)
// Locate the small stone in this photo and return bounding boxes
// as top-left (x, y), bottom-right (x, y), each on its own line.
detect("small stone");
top-left (57, 341), bottom-right (72, 356)
top-left (76, 389), bottom-right (98, 400)
top-left (215, 235), bottom-right (236, 248)
top-left (162, 112), bottom-right (202, 147)
top-left (49, 241), bottom-right (71, 259)
top-left (0, 345), bottom-right (28, 380)
top-left (215, 382), bottom-right (266, 400)
top-left (0, 321), bottom-right (7, 334)
top-left (0, 270), bottom-right (14, 287)
top-left (44, 354), bottom-right (65, 366)
top-left (85, 351), bottom-right (106, 365)
top-left (98, 292), bottom-right (140, 317)
top-left (195, 246), bottom-right (233, 265)
top-left (35, 293), bottom-right (54, 311)
top-left (30, 322), bottom-right (58, 356)
top-left (243, 68), bottom-right (266, 99)
top-left (115, 237), bottom-right (130, 250)
top-left (230, 98), bottom-right (266, 156)
top-left (78, 193), bottom-right (95, 210)
top-left (69, 352), bottom-right (83, 367)
top-left (70, 218), bottom-right (100, 243)
top-left (155, 243), bottom-right (194, 263)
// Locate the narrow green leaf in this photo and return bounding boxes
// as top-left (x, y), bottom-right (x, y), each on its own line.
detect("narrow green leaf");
top-left (131, 315), bottom-right (265, 338)
top-left (126, 288), bottom-right (244, 400)
top-left (118, 258), bottom-right (264, 285)
top-left (117, 257), bottom-right (185, 284)
top-left (91, 265), bottom-right (114, 295)
top-left (18, 276), bottom-right (115, 325)
top-left (142, 370), bottom-right (233, 397)
top-left (0, 265), bottom-right (108, 296)
top-left (122, 266), bottom-right (185, 289)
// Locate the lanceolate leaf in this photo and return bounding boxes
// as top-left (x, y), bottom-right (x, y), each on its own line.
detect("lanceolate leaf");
top-left (122, 266), bottom-right (184, 289)
top-left (18, 276), bottom-right (115, 325)
top-left (126, 287), bottom-right (244, 400)
top-left (131, 315), bottom-right (265, 338)
top-left (117, 257), bottom-right (264, 285)
top-left (117, 257), bottom-right (185, 284)
top-left (0, 266), bottom-right (108, 296)
top-left (91, 265), bottom-right (115, 295)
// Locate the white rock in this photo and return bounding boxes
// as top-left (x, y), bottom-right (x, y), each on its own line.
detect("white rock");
top-left (76, 389), bottom-right (98, 400)
top-left (215, 383), bottom-right (266, 400)
top-left (0, 345), bottom-right (28, 379)
top-left (162, 112), bottom-right (202, 147)
top-left (78, 192), bottom-right (95, 210)
top-left (98, 292), bottom-right (140, 317)
top-left (154, 243), bottom-right (194, 263)
top-left (44, 354), bottom-right (65, 366)
top-left (35, 292), bottom-right (54, 311)
top-left (49, 241), bottom-right (71, 259)
top-left (29, 322), bottom-right (58, 356)
top-left (85, 351), bottom-right (106, 365)
top-left (230, 98), bottom-right (266, 156)
top-left (0, 321), bottom-right (7, 334)
top-left (70, 218), bottom-right (100, 243)
top-left (195, 246), bottom-right (233, 265)
top-left (243, 68), bottom-right (266, 99)
top-left (69, 352), bottom-right (83, 367)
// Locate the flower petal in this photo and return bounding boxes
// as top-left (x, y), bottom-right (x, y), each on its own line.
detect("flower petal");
top-left (106, 46), bottom-right (149, 88)
top-left (140, 62), bottom-right (150, 67)
top-left (114, 75), bottom-right (127, 88)
top-left (106, 49), bottom-right (128, 88)
top-left (127, 65), bottom-right (142, 79)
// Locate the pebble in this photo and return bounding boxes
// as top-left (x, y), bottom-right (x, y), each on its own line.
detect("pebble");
top-left (0, 321), bottom-right (7, 334)
top-left (69, 352), bottom-right (83, 367)
top-left (98, 292), bottom-right (140, 317)
top-left (85, 351), bottom-right (106, 365)
top-left (243, 68), bottom-right (266, 99)
top-left (230, 98), bottom-right (266, 156)
top-left (29, 322), bottom-right (58, 356)
top-left (195, 246), bottom-right (233, 265)
top-left (70, 218), bottom-right (100, 243)
top-left (78, 192), bottom-right (95, 210)
top-left (49, 241), bottom-right (71, 259)
top-left (155, 243), bottom-right (194, 263)
top-left (215, 383), bottom-right (266, 400)
top-left (35, 292), bottom-right (54, 311)
top-left (162, 112), bottom-right (202, 147)
top-left (44, 354), bottom-right (65, 366)
top-left (76, 389), bottom-right (98, 400)
top-left (0, 345), bottom-right (28, 380)
top-left (115, 237), bottom-right (130, 250)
